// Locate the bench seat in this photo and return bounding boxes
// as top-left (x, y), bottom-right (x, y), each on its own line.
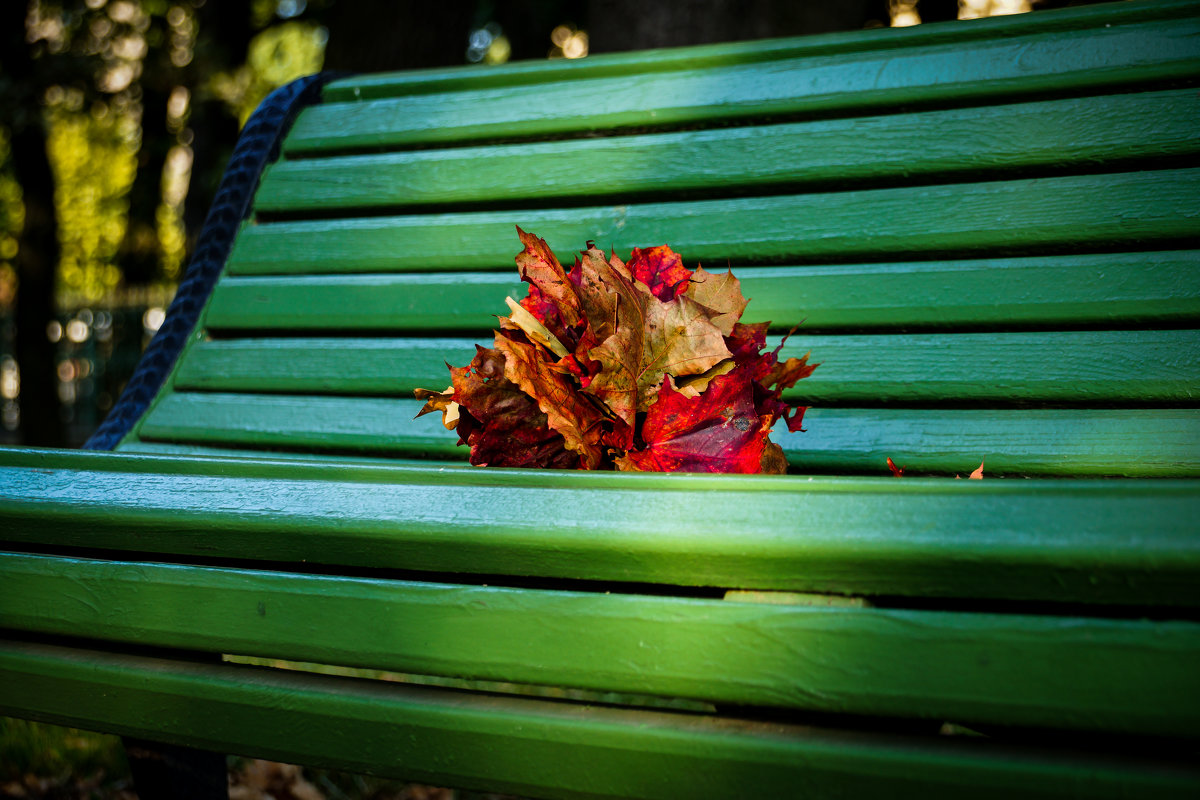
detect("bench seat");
top-left (2, 1), bottom-right (1199, 796)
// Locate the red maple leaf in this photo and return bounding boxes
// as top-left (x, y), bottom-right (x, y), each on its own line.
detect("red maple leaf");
top-left (725, 323), bottom-right (815, 432)
top-left (616, 367), bottom-right (774, 474)
top-left (627, 245), bottom-right (692, 301)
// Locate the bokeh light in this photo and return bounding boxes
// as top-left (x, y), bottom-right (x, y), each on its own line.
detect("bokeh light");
top-left (549, 24), bottom-right (588, 60)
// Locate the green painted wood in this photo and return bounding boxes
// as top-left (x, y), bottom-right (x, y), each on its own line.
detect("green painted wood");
top-left (226, 169), bottom-right (1200, 275)
top-left (794, 407), bottom-right (1200, 477)
top-left (5, 641), bottom-right (1197, 799)
top-left (3, 551), bottom-right (1198, 734)
top-left (173, 329), bottom-right (1200, 404)
top-left (286, 17), bottom-right (1200, 153)
top-left (321, 0), bottom-right (1200, 102)
top-left (261, 89), bottom-right (1200, 213)
top-left (114, 439), bottom-right (465, 466)
top-left (208, 273), bottom-right (525, 331)
top-left (177, 337), bottom-right (475, 395)
top-left (204, 251), bottom-right (1200, 332)
top-left (136, 392), bottom-right (1200, 477)
top-left (2, 448), bottom-right (1197, 604)
top-left (138, 393), bottom-right (461, 457)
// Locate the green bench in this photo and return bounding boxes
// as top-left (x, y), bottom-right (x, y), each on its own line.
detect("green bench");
top-left (3, 1), bottom-right (1200, 796)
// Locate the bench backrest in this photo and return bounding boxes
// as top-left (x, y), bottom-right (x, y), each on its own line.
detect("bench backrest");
top-left (115, 0), bottom-right (1200, 478)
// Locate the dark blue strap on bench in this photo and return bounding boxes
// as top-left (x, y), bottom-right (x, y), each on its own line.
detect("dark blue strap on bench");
top-left (84, 72), bottom-right (336, 452)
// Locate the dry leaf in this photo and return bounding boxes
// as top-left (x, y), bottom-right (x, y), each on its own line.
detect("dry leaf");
top-left (515, 226), bottom-right (585, 341)
top-left (675, 358), bottom-right (736, 397)
top-left (585, 290), bottom-right (731, 425)
top-left (684, 265), bottom-right (748, 336)
top-left (493, 332), bottom-right (608, 468)
top-left (451, 345), bottom-right (579, 468)
top-left (616, 368), bottom-right (773, 473)
top-left (628, 244), bottom-right (691, 301)
top-left (414, 385), bottom-right (459, 430)
top-left (416, 229), bottom-right (817, 473)
top-left (503, 296), bottom-right (569, 357)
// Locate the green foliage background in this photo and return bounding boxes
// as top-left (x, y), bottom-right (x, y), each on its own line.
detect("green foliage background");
top-left (0, 0), bottom-right (327, 306)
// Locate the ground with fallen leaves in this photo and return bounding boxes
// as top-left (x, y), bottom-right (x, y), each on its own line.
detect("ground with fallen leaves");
top-left (1, 719), bottom-right (516, 800)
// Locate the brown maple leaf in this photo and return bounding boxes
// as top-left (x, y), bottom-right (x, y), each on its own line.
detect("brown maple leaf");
top-left (450, 345), bottom-right (579, 469)
top-left (573, 244), bottom-right (643, 345)
top-left (515, 226), bottom-right (585, 343)
top-left (684, 266), bottom-right (748, 336)
top-left (492, 331), bottom-right (608, 469)
top-left (585, 287), bottom-right (732, 425)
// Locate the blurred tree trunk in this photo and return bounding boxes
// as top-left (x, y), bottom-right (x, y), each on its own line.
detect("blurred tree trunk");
top-left (917, 0), bottom-right (960, 23)
top-left (120, 82), bottom-right (168, 285)
top-left (1, 1), bottom-right (63, 448)
top-left (184, 1), bottom-right (254, 243)
top-left (10, 128), bottom-right (62, 448)
top-left (120, 11), bottom-right (174, 287)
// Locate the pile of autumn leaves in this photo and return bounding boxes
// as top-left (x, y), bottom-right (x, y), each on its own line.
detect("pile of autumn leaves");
top-left (416, 228), bottom-right (815, 473)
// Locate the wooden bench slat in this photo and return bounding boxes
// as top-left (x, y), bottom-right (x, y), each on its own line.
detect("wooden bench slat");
top-left (175, 329), bottom-right (1200, 404)
top-left (797, 407), bottom-right (1200, 477)
top-left (114, 439), bottom-right (463, 466)
top-left (227, 169), bottom-right (1200, 275)
top-left (320, 0), bottom-right (1199, 102)
top-left (286, 17), bottom-right (1200, 153)
top-left (5, 449), bottom-right (1195, 605)
top-left (136, 393), bottom-right (1200, 477)
top-left (206, 251), bottom-right (1200, 332)
top-left (137, 393), bottom-right (456, 457)
top-left (5, 639), bottom-right (1197, 799)
top-left (3, 551), bottom-right (1198, 735)
top-left (260, 89), bottom-right (1200, 213)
